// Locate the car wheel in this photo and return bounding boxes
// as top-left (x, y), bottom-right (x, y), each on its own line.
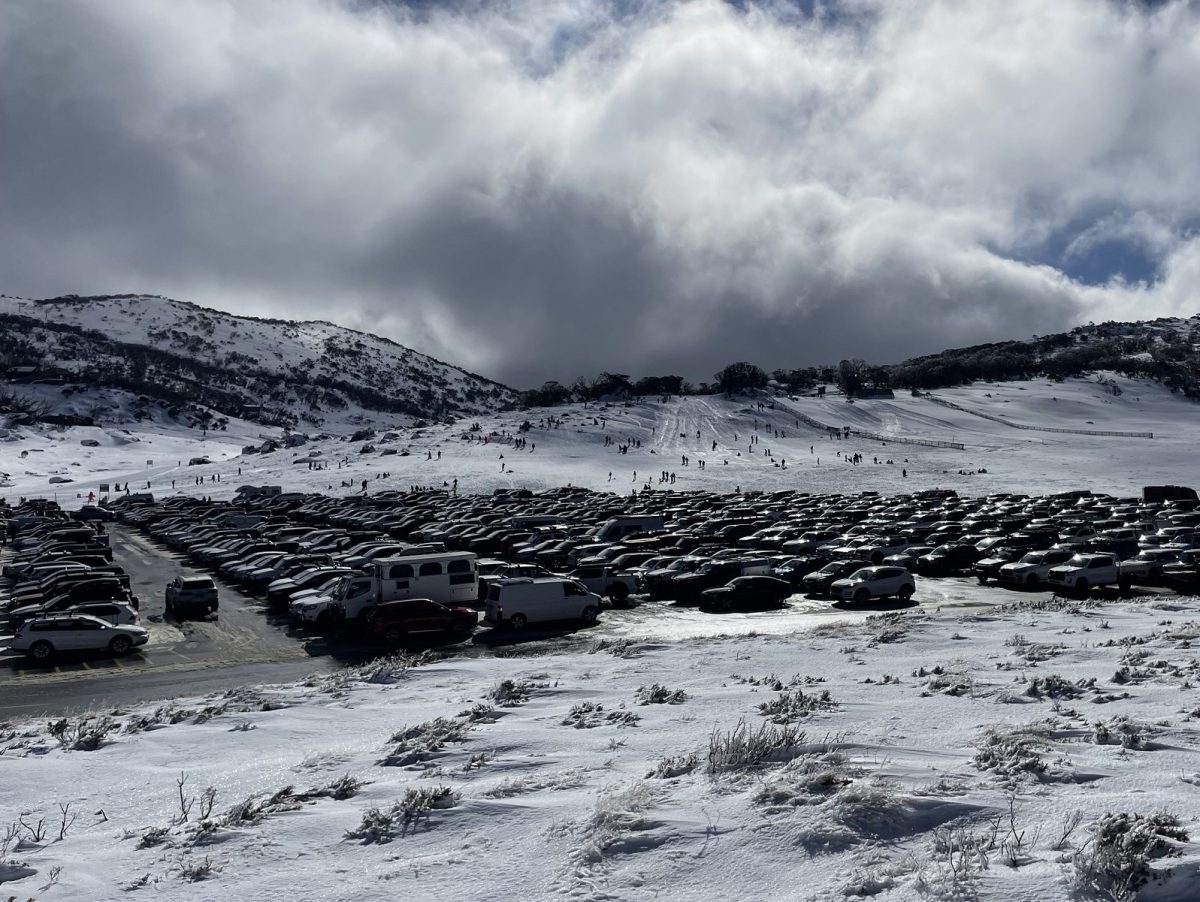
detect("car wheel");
top-left (853, 588), bottom-right (870, 605)
top-left (28, 641), bottom-right (53, 663)
top-left (580, 605), bottom-right (599, 625)
top-left (976, 575), bottom-right (987, 585)
top-left (382, 625), bottom-right (404, 645)
top-left (1118, 578), bottom-right (1132, 593)
top-left (1075, 579), bottom-right (1089, 596)
top-left (608, 583), bottom-right (630, 604)
top-left (508, 613), bottom-right (528, 630)
top-left (109, 635), bottom-right (132, 656)
top-left (1025, 574), bottom-right (1039, 588)
top-left (898, 584), bottom-right (914, 600)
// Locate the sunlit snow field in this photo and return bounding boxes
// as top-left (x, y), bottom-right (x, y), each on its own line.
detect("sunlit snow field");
top-left (3, 375), bottom-right (1200, 900)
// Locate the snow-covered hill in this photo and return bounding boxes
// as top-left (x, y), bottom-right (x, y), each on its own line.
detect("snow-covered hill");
top-left (2, 373), bottom-right (1196, 505)
top-left (0, 294), bottom-right (517, 431)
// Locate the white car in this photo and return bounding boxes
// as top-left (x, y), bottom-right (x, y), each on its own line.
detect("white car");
top-left (997, 548), bottom-right (1077, 588)
top-left (829, 566), bottom-right (916, 603)
top-left (9, 614), bottom-right (149, 662)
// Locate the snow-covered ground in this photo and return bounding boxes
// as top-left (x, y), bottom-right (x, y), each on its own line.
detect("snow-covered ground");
top-left (1, 373), bottom-right (1194, 506)
top-left (4, 373), bottom-right (1200, 900)
top-left (3, 595), bottom-right (1200, 900)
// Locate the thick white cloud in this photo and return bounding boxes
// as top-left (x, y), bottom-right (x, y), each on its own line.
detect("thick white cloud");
top-left (1, 0), bottom-right (1197, 386)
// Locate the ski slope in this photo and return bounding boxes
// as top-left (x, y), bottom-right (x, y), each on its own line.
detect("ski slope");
top-left (2, 374), bottom-right (1194, 506)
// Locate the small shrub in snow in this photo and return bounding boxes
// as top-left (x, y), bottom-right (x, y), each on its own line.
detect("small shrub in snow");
top-left (864, 612), bottom-right (909, 646)
top-left (489, 679), bottom-right (540, 706)
top-left (840, 857), bottom-right (911, 898)
top-left (177, 854), bottom-right (220, 882)
top-left (47, 715), bottom-right (114, 751)
top-left (344, 787), bottom-right (458, 844)
top-left (1069, 812), bottom-right (1188, 900)
top-left (570, 783), bottom-right (659, 866)
top-left (311, 774), bottom-right (367, 801)
top-left (756, 688), bottom-right (835, 724)
top-left (380, 717), bottom-right (471, 767)
top-left (135, 826), bottom-right (171, 849)
top-left (972, 727), bottom-right (1054, 781)
top-left (458, 703), bottom-right (499, 724)
top-left (646, 753), bottom-right (699, 779)
top-left (480, 772), bottom-right (585, 798)
top-left (754, 762), bottom-right (854, 812)
top-left (606, 709), bottom-right (641, 727)
top-left (634, 684), bottom-right (689, 705)
top-left (589, 638), bottom-right (640, 657)
top-left (320, 650), bottom-right (434, 691)
top-left (561, 702), bottom-right (639, 729)
top-left (707, 718), bottom-right (805, 775)
top-left (221, 786), bottom-right (304, 827)
top-left (1023, 674), bottom-right (1083, 700)
top-left (1092, 716), bottom-right (1153, 750)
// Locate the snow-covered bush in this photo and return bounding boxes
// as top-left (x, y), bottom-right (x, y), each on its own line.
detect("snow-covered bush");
top-left (646, 753), bottom-right (699, 779)
top-left (380, 717), bottom-right (471, 767)
top-left (756, 688), bottom-right (834, 723)
top-left (635, 684), bottom-right (689, 705)
top-left (1092, 715), bottom-right (1153, 750)
top-left (707, 718), bottom-right (805, 775)
top-left (1023, 674), bottom-right (1083, 700)
top-left (1069, 812), bottom-right (1188, 900)
top-left (973, 727), bottom-right (1051, 781)
top-left (344, 787), bottom-right (458, 844)
top-left (489, 678), bottom-right (542, 706)
top-left (570, 783), bottom-right (659, 866)
top-left (561, 702), bottom-right (641, 729)
top-left (48, 714), bottom-right (114, 751)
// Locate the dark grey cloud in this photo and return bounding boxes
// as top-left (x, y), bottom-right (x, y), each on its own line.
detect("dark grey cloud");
top-left (2, 0), bottom-right (1199, 388)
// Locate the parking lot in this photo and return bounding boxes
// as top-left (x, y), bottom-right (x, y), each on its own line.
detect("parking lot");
top-left (3, 484), bottom-right (1192, 717)
top-left (0, 525), bottom-right (370, 715)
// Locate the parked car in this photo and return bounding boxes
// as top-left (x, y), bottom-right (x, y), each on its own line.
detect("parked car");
top-left (772, 556), bottom-right (826, 587)
top-left (802, 559), bottom-right (872, 597)
top-left (68, 601), bottom-right (140, 626)
top-left (997, 548), bottom-right (1077, 588)
top-left (9, 614), bottom-right (149, 662)
top-left (1046, 553), bottom-right (1138, 594)
top-left (915, 543), bottom-right (981, 577)
top-left (829, 566), bottom-right (916, 604)
top-left (165, 575), bottom-right (219, 618)
top-left (568, 564), bottom-right (640, 605)
top-left (366, 598), bottom-right (477, 645)
top-left (974, 547), bottom-right (1024, 585)
top-left (699, 576), bottom-right (793, 611)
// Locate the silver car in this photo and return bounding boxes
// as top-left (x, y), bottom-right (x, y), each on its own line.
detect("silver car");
top-left (8, 614), bottom-right (149, 663)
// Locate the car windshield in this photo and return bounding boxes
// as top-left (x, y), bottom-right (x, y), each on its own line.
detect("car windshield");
top-left (1020, 553), bottom-right (1043, 564)
top-left (848, 569), bottom-right (872, 581)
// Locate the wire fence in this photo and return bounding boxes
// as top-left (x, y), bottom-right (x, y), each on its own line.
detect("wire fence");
top-left (924, 395), bottom-right (1153, 439)
top-left (789, 407), bottom-right (966, 450)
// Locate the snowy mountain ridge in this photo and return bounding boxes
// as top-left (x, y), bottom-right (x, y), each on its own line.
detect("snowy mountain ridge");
top-left (0, 294), bottom-right (517, 431)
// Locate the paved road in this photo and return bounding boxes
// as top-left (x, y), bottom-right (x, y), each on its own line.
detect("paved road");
top-left (0, 525), bottom-right (369, 716)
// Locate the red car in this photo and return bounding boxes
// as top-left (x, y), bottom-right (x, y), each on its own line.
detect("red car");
top-left (366, 598), bottom-right (477, 645)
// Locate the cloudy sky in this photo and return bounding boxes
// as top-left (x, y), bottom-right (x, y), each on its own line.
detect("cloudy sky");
top-left (2, 0), bottom-right (1198, 387)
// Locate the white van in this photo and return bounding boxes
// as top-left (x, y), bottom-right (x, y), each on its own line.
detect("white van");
top-left (483, 577), bottom-right (602, 630)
